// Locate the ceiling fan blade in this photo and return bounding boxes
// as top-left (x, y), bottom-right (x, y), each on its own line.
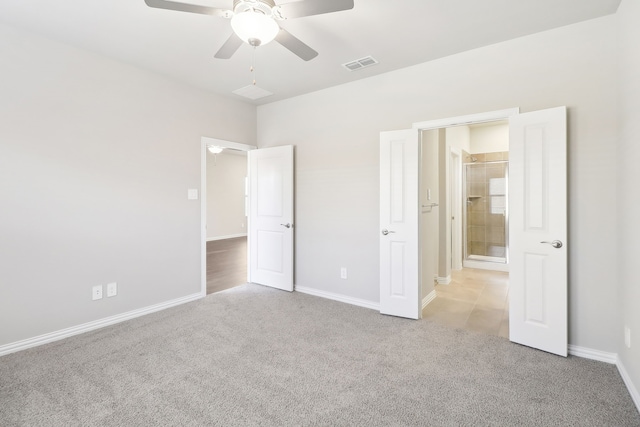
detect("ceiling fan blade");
top-left (275, 29), bottom-right (318, 61)
top-left (144, 0), bottom-right (230, 17)
top-left (214, 33), bottom-right (243, 59)
top-left (277, 0), bottom-right (354, 19)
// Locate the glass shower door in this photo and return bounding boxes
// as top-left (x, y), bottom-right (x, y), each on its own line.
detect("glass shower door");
top-left (464, 161), bottom-right (508, 263)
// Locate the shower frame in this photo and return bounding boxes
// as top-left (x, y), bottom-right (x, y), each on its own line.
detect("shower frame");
top-left (462, 159), bottom-right (509, 267)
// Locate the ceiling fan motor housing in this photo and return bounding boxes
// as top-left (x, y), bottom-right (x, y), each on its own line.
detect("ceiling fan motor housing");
top-left (233, 0), bottom-right (280, 18)
top-left (231, 0), bottom-right (282, 47)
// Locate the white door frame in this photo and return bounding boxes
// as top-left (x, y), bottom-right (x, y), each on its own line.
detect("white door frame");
top-left (412, 109), bottom-right (519, 280)
top-left (412, 109), bottom-right (520, 131)
top-left (200, 137), bottom-right (257, 296)
top-left (450, 147), bottom-right (463, 271)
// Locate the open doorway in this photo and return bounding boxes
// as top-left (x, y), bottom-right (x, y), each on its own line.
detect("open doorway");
top-left (200, 137), bottom-right (256, 296)
top-left (205, 147), bottom-right (248, 294)
top-left (200, 139), bottom-right (295, 296)
top-left (418, 120), bottom-right (510, 338)
top-left (380, 107), bottom-right (568, 355)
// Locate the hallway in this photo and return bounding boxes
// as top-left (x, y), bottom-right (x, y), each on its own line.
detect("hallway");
top-left (206, 237), bottom-right (247, 295)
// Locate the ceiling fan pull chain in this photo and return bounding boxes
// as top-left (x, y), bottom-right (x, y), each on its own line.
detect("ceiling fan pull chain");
top-left (251, 46), bottom-right (257, 85)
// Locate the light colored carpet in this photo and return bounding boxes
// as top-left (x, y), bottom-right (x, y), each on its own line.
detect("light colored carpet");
top-left (1, 283), bottom-right (639, 426)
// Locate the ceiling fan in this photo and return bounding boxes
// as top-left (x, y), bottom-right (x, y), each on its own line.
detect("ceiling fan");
top-left (144, 0), bottom-right (354, 61)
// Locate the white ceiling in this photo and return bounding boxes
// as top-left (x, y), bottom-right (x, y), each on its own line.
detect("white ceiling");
top-left (0, 0), bottom-right (621, 105)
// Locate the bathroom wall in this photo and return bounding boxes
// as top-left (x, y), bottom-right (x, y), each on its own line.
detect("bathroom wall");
top-left (469, 122), bottom-right (509, 153)
top-left (445, 126), bottom-right (471, 153)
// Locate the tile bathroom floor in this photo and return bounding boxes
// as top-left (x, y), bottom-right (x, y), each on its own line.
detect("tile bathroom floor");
top-left (423, 267), bottom-right (509, 338)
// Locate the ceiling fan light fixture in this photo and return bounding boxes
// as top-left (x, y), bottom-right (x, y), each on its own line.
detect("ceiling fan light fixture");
top-left (207, 145), bottom-right (225, 154)
top-left (231, 10), bottom-right (279, 47)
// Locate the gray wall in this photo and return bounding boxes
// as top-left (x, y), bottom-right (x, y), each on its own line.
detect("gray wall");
top-left (0, 23), bottom-right (256, 346)
top-left (617, 0), bottom-right (640, 403)
top-left (257, 15), bottom-right (619, 354)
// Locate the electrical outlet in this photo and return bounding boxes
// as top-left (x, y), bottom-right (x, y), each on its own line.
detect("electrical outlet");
top-left (92, 285), bottom-right (103, 301)
top-left (106, 282), bottom-right (117, 298)
top-left (340, 267), bottom-right (347, 280)
top-left (625, 326), bottom-right (631, 349)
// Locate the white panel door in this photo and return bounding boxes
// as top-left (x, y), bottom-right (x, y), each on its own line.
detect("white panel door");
top-left (248, 145), bottom-right (294, 292)
top-left (380, 130), bottom-right (421, 319)
top-left (509, 107), bottom-right (567, 356)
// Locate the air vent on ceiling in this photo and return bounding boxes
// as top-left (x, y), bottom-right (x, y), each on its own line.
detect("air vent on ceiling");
top-left (232, 85), bottom-right (273, 101)
top-left (342, 56), bottom-right (379, 72)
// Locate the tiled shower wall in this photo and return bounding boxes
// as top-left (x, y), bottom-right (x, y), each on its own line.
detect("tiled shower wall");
top-left (465, 152), bottom-right (509, 259)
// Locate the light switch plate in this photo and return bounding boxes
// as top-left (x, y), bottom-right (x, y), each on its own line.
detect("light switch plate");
top-left (187, 189), bottom-right (199, 200)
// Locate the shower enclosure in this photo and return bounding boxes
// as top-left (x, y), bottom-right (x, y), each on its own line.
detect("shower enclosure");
top-left (463, 158), bottom-right (509, 265)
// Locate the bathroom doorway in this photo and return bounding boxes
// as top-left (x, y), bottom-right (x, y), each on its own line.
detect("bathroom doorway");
top-left (461, 120), bottom-right (509, 272)
top-left (381, 106), bottom-right (568, 353)
top-left (420, 119), bottom-right (510, 337)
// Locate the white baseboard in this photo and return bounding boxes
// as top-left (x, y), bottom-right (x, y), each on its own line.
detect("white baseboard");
top-left (0, 292), bottom-right (203, 357)
top-left (437, 276), bottom-right (451, 285)
top-left (568, 345), bottom-right (618, 364)
top-left (295, 286), bottom-right (379, 311)
top-left (617, 360), bottom-right (640, 413)
top-left (422, 290), bottom-right (437, 309)
top-left (207, 233), bottom-right (247, 242)
top-left (463, 259), bottom-right (509, 272)
top-left (564, 345), bottom-right (639, 413)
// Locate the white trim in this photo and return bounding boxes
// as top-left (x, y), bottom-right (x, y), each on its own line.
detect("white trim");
top-left (450, 146), bottom-right (463, 271)
top-left (412, 108), bottom-right (520, 130)
top-left (0, 293), bottom-right (203, 357)
top-left (437, 276), bottom-right (451, 285)
top-left (567, 345), bottom-right (640, 413)
top-left (617, 360), bottom-right (640, 413)
top-left (295, 286), bottom-right (379, 311)
top-left (201, 141), bottom-right (208, 297)
top-left (463, 259), bottom-right (509, 272)
top-left (568, 345), bottom-right (617, 364)
top-left (201, 137), bottom-right (256, 297)
top-left (422, 290), bottom-right (437, 310)
top-left (207, 233), bottom-right (247, 242)
top-left (201, 137), bottom-right (257, 152)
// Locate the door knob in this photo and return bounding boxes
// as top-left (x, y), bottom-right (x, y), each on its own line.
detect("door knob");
top-left (541, 240), bottom-right (563, 249)
top-left (280, 223), bottom-right (292, 229)
top-left (381, 229), bottom-right (396, 236)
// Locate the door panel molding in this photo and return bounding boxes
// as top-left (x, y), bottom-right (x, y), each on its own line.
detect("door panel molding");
top-left (248, 145), bottom-right (294, 292)
top-left (380, 130), bottom-right (420, 319)
top-left (509, 106), bottom-right (567, 356)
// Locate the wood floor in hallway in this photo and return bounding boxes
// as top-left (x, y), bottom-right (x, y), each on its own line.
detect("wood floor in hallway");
top-left (206, 237), bottom-right (247, 295)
